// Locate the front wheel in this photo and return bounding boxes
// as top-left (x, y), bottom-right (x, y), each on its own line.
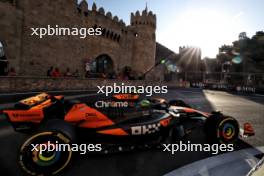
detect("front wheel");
top-left (19, 120), bottom-right (74, 175)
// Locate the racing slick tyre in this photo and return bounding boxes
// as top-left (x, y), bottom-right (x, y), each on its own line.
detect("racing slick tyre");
top-left (40, 119), bottom-right (76, 142)
top-left (204, 112), bottom-right (239, 144)
top-left (171, 125), bottom-right (186, 142)
top-left (169, 100), bottom-right (191, 108)
top-left (19, 120), bottom-right (75, 176)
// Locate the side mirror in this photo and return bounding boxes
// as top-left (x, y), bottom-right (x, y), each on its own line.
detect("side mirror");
top-left (49, 95), bottom-right (57, 102)
top-left (243, 122), bottom-right (255, 137)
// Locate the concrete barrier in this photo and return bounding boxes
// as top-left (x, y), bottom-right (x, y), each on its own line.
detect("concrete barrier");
top-left (0, 76), bottom-right (175, 93)
top-left (0, 77), bottom-right (262, 95)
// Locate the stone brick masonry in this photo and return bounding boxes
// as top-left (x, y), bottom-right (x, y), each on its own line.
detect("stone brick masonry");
top-left (0, 0), bottom-right (156, 77)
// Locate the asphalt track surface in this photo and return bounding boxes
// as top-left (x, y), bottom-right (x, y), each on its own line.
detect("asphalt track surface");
top-left (0, 89), bottom-right (263, 176)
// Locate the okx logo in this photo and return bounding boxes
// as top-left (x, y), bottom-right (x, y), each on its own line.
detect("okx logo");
top-left (131, 123), bottom-right (161, 135)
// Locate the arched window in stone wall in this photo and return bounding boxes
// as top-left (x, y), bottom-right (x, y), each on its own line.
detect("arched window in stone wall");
top-left (77, 8), bottom-right (81, 14)
top-left (113, 34), bottom-right (117, 41)
top-left (102, 28), bottom-right (106, 36)
top-left (98, 27), bottom-right (120, 43)
top-left (117, 35), bottom-right (121, 42)
top-left (0, 41), bottom-right (4, 57)
top-left (106, 30), bottom-right (110, 38)
top-left (0, 41), bottom-right (8, 76)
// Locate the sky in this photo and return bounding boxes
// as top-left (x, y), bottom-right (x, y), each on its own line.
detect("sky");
top-left (80, 0), bottom-right (264, 58)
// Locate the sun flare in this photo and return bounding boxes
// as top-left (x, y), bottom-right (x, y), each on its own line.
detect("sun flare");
top-left (166, 8), bottom-right (243, 58)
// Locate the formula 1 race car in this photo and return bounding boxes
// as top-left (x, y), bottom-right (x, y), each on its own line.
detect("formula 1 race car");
top-left (1, 93), bottom-right (255, 175)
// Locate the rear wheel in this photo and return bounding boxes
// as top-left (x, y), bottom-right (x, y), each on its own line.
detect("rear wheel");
top-left (205, 112), bottom-right (239, 144)
top-left (19, 120), bottom-right (75, 175)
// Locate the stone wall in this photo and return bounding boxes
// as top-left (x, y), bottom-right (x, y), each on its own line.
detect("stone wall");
top-left (0, 0), bottom-right (157, 78)
top-left (0, 1), bottom-right (23, 73)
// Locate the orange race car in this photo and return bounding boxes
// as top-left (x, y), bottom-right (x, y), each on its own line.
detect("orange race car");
top-left (1, 93), bottom-right (254, 176)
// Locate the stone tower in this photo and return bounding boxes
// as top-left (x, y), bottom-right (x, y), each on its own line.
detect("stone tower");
top-left (130, 7), bottom-right (156, 76)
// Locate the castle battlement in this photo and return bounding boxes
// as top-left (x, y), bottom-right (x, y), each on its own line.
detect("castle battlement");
top-left (130, 7), bottom-right (156, 28)
top-left (5, 0), bottom-right (155, 29)
top-left (77, 1), bottom-right (126, 27)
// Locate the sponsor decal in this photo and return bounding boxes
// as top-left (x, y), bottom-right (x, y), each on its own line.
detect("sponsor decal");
top-left (131, 123), bottom-right (161, 135)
